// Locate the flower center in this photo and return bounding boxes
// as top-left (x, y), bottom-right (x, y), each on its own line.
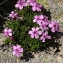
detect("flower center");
top-left (16, 49), bottom-right (19, 52)
top-left (33, 31), bottom-right (37, 34)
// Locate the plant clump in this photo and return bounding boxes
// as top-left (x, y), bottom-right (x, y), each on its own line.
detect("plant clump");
top-left (3, 0), bottom-right (60, 57)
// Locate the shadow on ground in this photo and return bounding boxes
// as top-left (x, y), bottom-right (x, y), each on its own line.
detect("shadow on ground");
top-left (20, 51), bottom-right (34, 61)
top-left (0, 0), bottom-right (17, 32)
top-left (41, 7), bottom-right (51, 20)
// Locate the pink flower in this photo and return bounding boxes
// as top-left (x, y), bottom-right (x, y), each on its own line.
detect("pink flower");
top-left (15, 0), bottom-right (27, 10)
top-left (27, 0), bottom-right (36, 6)
top-left (9, 11), bottom-right (18, 19)
top-left (49, 21), bottom-right (60, 32)
top-left (39, 24), bottom-right (49, 31)
top-left (33, 15), bottom-right (49, 26)
top-left (41, 16), bottom-right (50, 25)
top-left (55, 22), bottom-right (60, 32)
top-left (28, 27), bottom-right (42, 38)
top-left (3, 28), bottom-right (12, 37)
top-left (38, 16), bottom-right (50, 31)
top-left (32, 3), bottom-right (42, 11)
top-left (10, 36), bottom-right (13, 40)
top-left (40, 31), bottom-right (51, 42)
top-left (12, 45), bottom-right (23, 57)
top-left (33, 15), bottom-right (44, 25)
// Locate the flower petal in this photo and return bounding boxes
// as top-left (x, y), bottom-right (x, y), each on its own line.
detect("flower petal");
top-left (12, 51), bottom-right (16, 55)
top-left (16, 52), bottom-right (21, 57)
top-left (46, 36), bottom-right (51, 39)
top-left (19, 48), bottom-right (23, 52)
top-left (42, 38), bottom-right (45, 42)
top-left (37, 7), bottom-right (41, 11)
top-left (51, 27), bottom-right (55, 32)
top-left (19, 6), bottom-right (23, 9)
top-left (49, 24), bottom-right (53, 28)
top-left (30, 34), bottom-right (34, 38)
top-left (36, 27), bottom-right (39, 31)
top-left (4, 29), bottom-right (7, 32)
top-left (38, 31), bottom-right (42, 35)
top-left (13, 46), bottom-right (17, 50)
top-left (17, 45), bottom-right (21, 49)
top-left (15, 4), bottom-right (19, 8)
top-left (33, 19), bottom-right (36, 22)
top-left (8, 29), bottom-right (12, 33)
top-left (32, 28), bottom-right (35, 31)
top-left (35, 34), bottom-right (39, 38)
top-left (28, 31), bottom-right (32, 34)
top-left (8, 33), bottom-right (12, 36)
top-left (32, 6), bottom-right (36, 11)
top-left (4, 33), bottom-right (8, 37)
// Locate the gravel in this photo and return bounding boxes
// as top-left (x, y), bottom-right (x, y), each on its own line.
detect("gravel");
top-left (0, 34), bottom-right (63, 63)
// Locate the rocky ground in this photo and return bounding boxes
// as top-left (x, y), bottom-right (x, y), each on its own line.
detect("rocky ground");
top-left (0, 0), bottom-right (63, 63)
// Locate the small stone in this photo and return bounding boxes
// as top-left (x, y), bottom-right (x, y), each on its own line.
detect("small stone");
top-left (57, 57), bottom-right (63, 63)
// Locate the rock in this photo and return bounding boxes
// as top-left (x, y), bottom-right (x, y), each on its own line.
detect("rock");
top-left (0, 33), bottom-right (6, 46)
top-left (57, 57), bottom-right (63, 63)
